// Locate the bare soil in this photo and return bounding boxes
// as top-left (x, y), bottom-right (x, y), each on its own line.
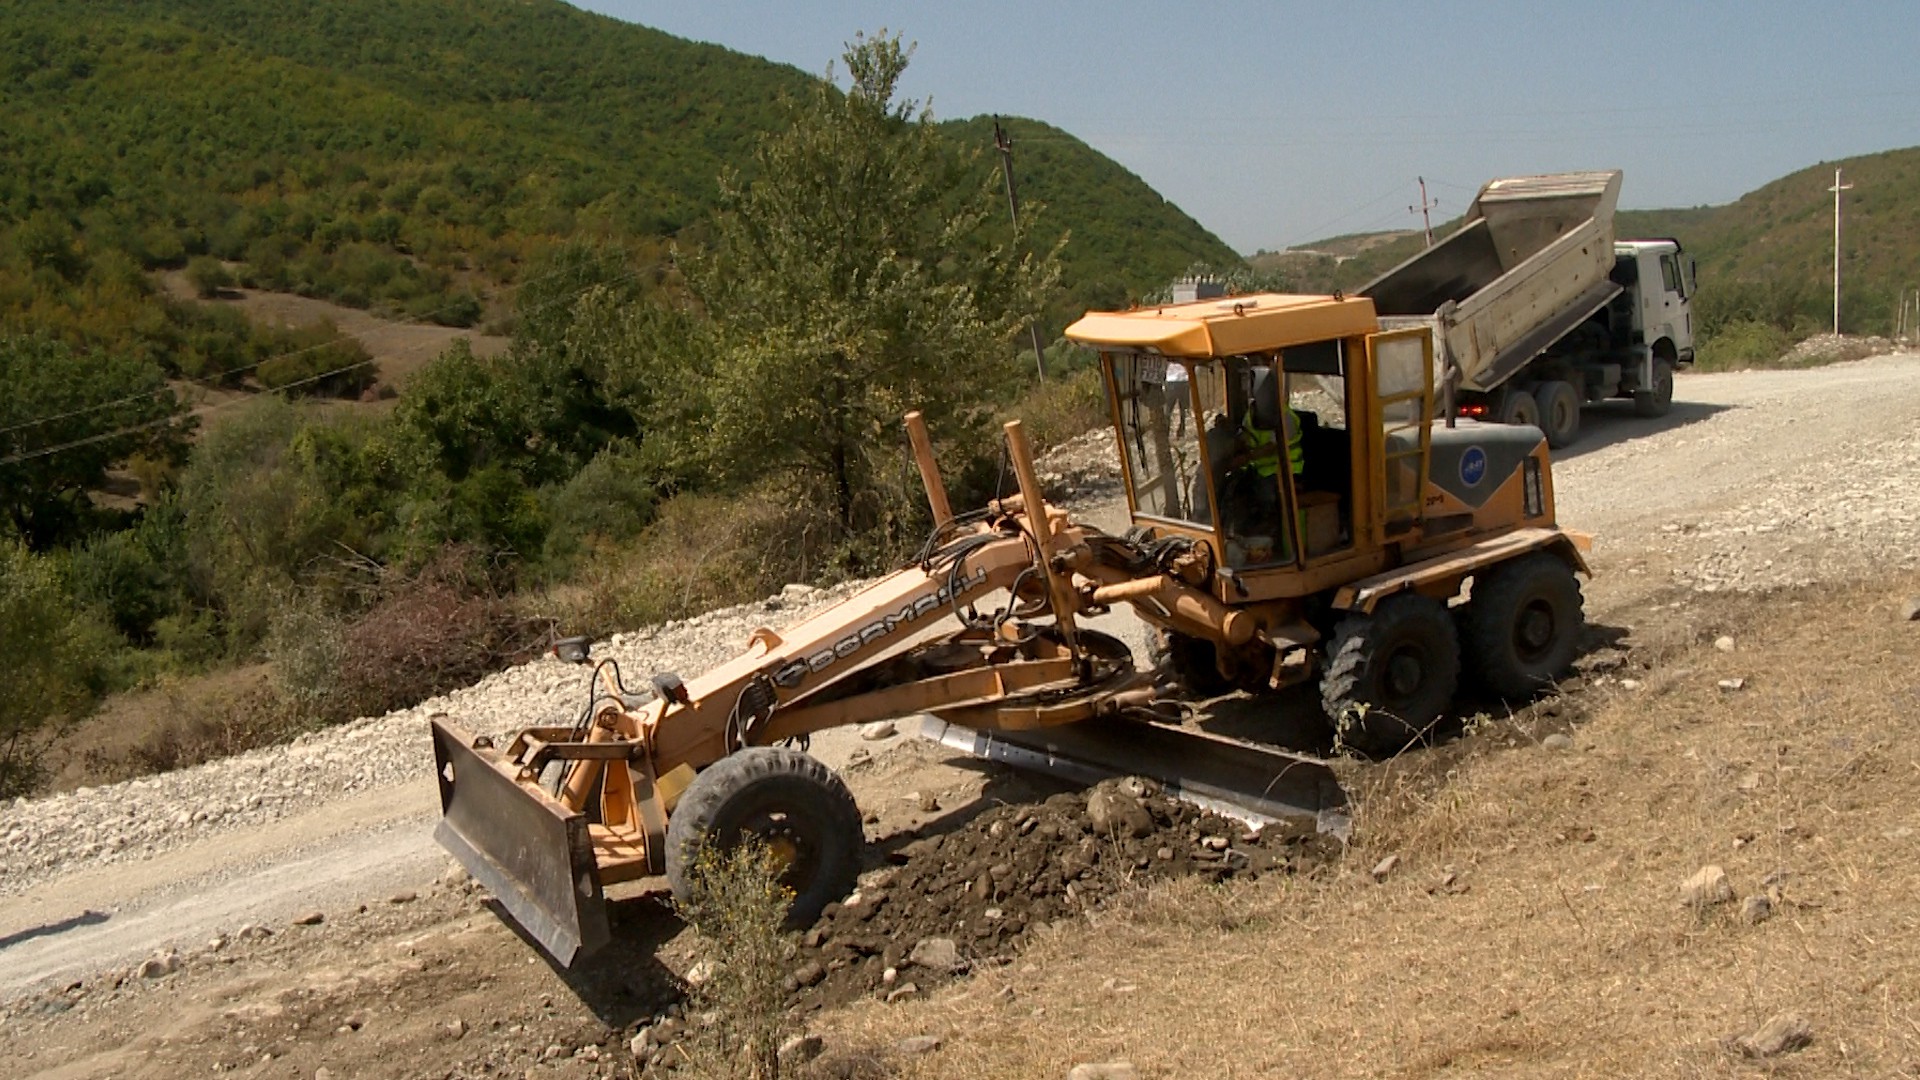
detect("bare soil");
top-left (7, 356), bottom-right (1920, 1078)
top-left (157, 271), bottom-right (510, 389)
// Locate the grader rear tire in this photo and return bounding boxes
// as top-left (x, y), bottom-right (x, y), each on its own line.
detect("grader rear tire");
top-left (1320, 594), bottom-right (1460, 757)
top-left (1461, 553), bottom-right (1584, 700)
top-left (665, 747), bottom-right (862, 928)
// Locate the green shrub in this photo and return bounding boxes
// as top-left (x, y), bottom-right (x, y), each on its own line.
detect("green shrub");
top-left (539, 442), bottom-right (660, 576)
top-left (0, 542), bottom-right (109, 795)
top-left (675, 840), bottom-right (796, 1080)
top-left (1694, 319), bottom-right (1794, 371)
top-left (185, 255), bottom-right (235, 298)
top-left (255, 320), bottom-right (377, 398)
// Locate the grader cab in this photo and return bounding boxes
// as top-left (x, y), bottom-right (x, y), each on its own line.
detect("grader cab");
top-left (431, 291), bottom-right (1591, 965)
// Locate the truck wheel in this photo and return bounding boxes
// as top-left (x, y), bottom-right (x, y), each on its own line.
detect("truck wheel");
top-left (1461, 553), bottom-right (1584, 699)
top-left (1320, 594), bottom-right (1460, 757)
top-left (1497, 389), bottom-right (1539, 428)
top-left (1633, 360), bottom-right (1674, 418)
top-left (1150, 629), bottom-right (1234, 697)
top-left (666, 747), bottom-right (862, 928)
top-left (1535, 380), bottom-right (1581, 448)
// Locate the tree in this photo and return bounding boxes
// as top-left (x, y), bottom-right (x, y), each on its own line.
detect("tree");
top-left (0, 541), bottom-right (105, 795)
top-left (0, 335), bottom-right (193, 549)
top-left (688, 32), bottom-right (1060, 545)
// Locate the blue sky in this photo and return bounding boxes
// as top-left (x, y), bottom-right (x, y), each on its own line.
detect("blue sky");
top-left (576, 1), bottom-right (1920, 254)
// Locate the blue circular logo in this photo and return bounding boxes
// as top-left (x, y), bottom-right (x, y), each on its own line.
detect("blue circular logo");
top-left (1460, 446), bottom-right (1488, 487)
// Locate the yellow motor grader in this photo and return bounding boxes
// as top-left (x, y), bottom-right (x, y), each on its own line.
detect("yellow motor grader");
top-left (431, 291), bottom-right (1590, 963)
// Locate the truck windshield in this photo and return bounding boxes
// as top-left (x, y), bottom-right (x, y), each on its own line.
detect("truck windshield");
top-left (1108, 352), bottom-right (1212, 529)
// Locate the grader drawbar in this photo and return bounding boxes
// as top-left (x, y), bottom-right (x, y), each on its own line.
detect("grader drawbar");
top-left (435, 290), bottom-right (1595, 965)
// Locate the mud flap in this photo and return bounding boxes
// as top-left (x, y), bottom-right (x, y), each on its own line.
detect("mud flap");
top-left (431, 719), bottom-right (611, 965)
top-left (919, 716), bottom-right (1351, 840)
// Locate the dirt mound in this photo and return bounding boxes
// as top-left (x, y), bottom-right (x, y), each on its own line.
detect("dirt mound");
top-left (788, 778), bottom-right (1341, 1011)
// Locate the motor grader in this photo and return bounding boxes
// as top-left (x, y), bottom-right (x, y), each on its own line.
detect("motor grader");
top-left (431, 290), bottom-right (1590, 964)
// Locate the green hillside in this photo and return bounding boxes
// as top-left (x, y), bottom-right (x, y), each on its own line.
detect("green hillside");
top-left (0, 0), bottom-right (1234, 372)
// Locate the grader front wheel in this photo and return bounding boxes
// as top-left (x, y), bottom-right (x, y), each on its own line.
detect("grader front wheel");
top-left (665, 747), bottom-right (863, 928)
top-left (1320, 594), bottom-right (1461, 757)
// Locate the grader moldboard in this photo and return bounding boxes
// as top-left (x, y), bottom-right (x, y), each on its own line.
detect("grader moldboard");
top-left (431, 292), bottom-right (1592, 964)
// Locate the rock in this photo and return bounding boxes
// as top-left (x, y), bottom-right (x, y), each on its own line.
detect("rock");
top-left (1620, 678), bottom-right (1643, 690)
top-left (779, 1034), bottom-right (825, 1066)
top-left (629, 1032), bottom-right (649, 1059)
top-left (1370, 854), bottom-right (1400, 881)
top-left (1899, 597), bottom-right (1920, 622)
top-left (237, 924), bottom-right (273, 941)
top-left (1680, 865), bottom-right (1735, 907)
top-left (1069, 1064), bottom-right (1142, 1080)
top-left (388, 890), bottom-right (418, 904)
top-left (292, 911), bottom-right (325, 926)
top-left (1741, 894), bottom-right (1773, 924)
top-left (315, 1069), bottom-right (336, 1080)
top-left (1541, 733), bottom-right (1574, 751)
top-left (895, 1034), bottom-right (942, 1055)
top-left (137, 950), bottom-right (180, 979)
top-left (1733, 1011), bottom-right (1813, 1057)
top-left (885, 982), bottom-right (920, 1003)
top-left (684, 959), bottom-right (720, 988)
top-left (791, 960), bottom-right (826, 988)
top-left (881, 966), bottom-right (898, 986)
top-left (1713, 635), bottom-right (1736, 652)
top-left (446, 1018), bottom-right (467, 1039)
top-left (1086, 789), bottom-right (1154, 839)
top-left (908, 937), bottom-right (960, 972)
top-left (859, 720), bottom-right (898, 741)
top-left (918, 791), bottom-right (941, 813)
top-left (1717, 677), bottom-right (1746, 692)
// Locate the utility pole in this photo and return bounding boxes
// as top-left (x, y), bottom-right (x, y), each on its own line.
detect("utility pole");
top-left (1828, 167), bottom-right (1853, 335)
top-left (994, 118), bottom-right (1048, 381)
top-left (1410, 176), bottom-right (1438, 247)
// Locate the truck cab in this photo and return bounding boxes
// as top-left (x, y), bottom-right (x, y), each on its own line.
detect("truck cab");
top-left (1611, 239), bottom-right (1697, 368)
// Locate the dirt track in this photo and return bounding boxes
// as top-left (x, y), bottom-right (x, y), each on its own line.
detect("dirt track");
top-left (5, 354), bottom-right (1920, 1078)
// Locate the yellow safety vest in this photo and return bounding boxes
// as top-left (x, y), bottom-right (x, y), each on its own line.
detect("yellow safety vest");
top-left (1246, 408), bottom-right (1304, 478)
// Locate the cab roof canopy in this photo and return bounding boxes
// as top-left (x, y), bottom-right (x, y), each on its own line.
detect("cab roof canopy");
top-left (1065, 292), bottom-right (1378, 359)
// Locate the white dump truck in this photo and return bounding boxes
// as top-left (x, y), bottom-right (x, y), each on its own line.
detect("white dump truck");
top-left (1359, 170), bottom-right (1695, 447)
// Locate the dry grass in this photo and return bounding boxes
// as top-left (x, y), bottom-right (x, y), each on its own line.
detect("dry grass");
top-left (812, 576), bottom-right (1920, 1078)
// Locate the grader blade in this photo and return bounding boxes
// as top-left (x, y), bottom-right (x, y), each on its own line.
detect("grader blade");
top-left (431, 718), bottom-right (611, 965)
top-left (919, 717), bottom-right (1351, 840)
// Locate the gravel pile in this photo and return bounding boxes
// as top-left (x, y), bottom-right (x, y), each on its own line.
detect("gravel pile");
top-left (0, 581), bottom-right (866, 896)
top-left (1782, 333), bottom-right (1898, 366)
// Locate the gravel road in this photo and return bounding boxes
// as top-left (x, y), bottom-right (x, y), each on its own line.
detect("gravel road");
top-left (5, 352), bottom-right (1919, 1002)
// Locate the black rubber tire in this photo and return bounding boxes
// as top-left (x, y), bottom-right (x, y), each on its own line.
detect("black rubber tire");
top-left (1496, 388), bottom-right (1540, 429)
top-left (1320, 594), bottom-right (1460, 757)
top-left (1535, 380), bottom-right (1581, 448)
top-left (1633, 360), bottom-right (1675, 418)
top-left (1151, 629), bottom-right (1234, 697)
top-left (1460, 553), bottom-right (1585, 700)
top-left (665, 747), bottom-right (862, 928)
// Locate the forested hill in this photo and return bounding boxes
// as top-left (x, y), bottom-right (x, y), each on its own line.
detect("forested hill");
top-left (0, 0), bottom-right (1235, 352)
